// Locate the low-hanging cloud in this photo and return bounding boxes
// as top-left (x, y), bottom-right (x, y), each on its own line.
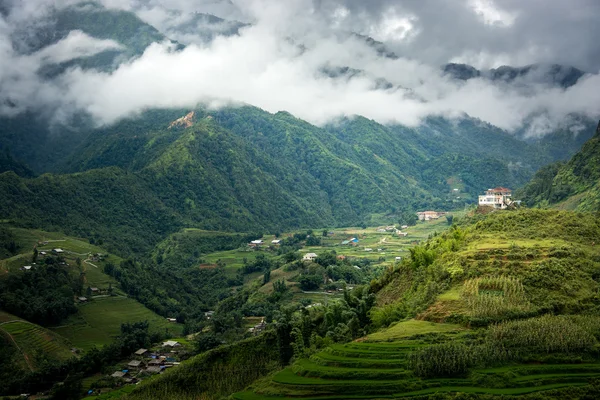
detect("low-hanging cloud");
top-left (0, 0), bottom-right (599, 135)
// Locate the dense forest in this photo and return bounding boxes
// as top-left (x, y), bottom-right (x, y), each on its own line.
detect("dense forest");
top-left (0, 254), bottom-right (80, 326)
top-left (517, 122), bottom-right (600, 211)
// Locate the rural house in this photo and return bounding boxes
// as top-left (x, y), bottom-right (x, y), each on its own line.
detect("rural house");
top-left (478, 187), bottom-right (516, 209)
top-left (302, 253), bottom-right (318, 261)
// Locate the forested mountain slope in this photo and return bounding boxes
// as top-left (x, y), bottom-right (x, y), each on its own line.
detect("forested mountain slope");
top-left (517, 121), bottom-right (600, 211)
top-left (0, 105), bottom-right (562, 255)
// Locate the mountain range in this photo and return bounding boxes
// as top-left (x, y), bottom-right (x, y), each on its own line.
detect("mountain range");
top-left (0, 1), bottom-right (598, 255)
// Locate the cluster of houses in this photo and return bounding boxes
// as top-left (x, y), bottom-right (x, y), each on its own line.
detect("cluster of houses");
top-left (417, 211), bottom-right (446, 221)
top-left (248, 239), bottom-right (282, 248)
top-left (109, 341), bottom-right (183, 384)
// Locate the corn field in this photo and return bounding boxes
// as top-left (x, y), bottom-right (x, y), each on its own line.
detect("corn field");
top-left (487, 315), bottom-right (597, 354)
top-left (461, 276), bottom-right (531, 318)
top-left (409, 342), bottom-right (474, 378)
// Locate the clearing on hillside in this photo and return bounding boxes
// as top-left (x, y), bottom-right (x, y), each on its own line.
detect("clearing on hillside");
top-left (50, 296), bottom-right (183, 351)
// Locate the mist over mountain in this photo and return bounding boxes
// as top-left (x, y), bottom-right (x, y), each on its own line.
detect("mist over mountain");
top-left (0, 0), bottom-right (597, 134)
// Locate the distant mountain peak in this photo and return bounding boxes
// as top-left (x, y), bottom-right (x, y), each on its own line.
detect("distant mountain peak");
top-left (442, 62), bottom-right (586, 88)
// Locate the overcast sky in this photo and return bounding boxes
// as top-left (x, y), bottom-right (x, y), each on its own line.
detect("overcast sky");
top-left (0, 0), bottom-right (599, 136)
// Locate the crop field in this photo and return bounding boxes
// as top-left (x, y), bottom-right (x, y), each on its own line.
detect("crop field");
top-left (234, 319), bottom-right (600, 399)
top-left (0, 320), bottom-right (74, 369)
top-left (50, 296), bottom-right (183, 351)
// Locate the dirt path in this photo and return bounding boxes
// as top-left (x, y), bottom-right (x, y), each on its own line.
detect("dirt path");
top-left (0, 321), bottom-right (34, 371)
top-left (84, 259), bottom-right (99, 269)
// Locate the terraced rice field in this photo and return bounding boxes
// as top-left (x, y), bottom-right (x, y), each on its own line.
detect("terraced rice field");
top-left (0, 320), bottom-right (74, 369)
top-left (234, 320), bottom-right (600, 399)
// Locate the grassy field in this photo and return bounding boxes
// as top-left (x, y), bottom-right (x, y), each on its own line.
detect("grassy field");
top-left (50, 296), bottom-right (183, 351)
top-left (365, 319), bottom-right (465, 342)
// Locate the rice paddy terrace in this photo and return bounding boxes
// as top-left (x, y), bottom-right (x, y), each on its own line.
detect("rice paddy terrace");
top-left (234, 210), bottom-right (600, 399)
top-left (0, 315), bottom-right (73, 371)
top-left (234, 320), bottom-right (600, 399)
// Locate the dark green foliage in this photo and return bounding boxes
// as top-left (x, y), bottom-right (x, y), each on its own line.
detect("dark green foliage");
top-left (299, 275), bottom-right (322, 290)
top-left (0, 148), bottom-right (33, 177)
top-left (399, 211), bottom-right (418, 226)
top-left (155, 230), bottom-right (257, 268)
top-left (194, 332), bottom-right (222, 353)
top-left (0, 258), bottom-right (79, 325)
top-left (103, 258), bottom-right (234, 324)
top-left (518, 121), bottom-right (600, 210)
top-left (0, 225), bottom-right (20, 258)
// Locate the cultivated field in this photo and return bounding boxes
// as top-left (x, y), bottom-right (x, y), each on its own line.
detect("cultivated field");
top-left (50, 296), bottom-right (183, 351)
top-left (234, 319), bottom-right (600, 399)
top-left (0, 320), bottom-right (74, 370)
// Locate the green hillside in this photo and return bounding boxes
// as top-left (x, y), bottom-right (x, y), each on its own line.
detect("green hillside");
top-left (517, 122), bottom-right (600, 211)
top-left (225, 209), bottom-right (600, 400)
top-left (1, 106), bottom-right (574, 256)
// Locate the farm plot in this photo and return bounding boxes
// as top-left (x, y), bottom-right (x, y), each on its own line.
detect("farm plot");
top-left (0, 320), bottom-right (74, 369)
top-left (234, 319), bottom-right (600, 399)
top-left (50, 296), bottom-right (183, 351)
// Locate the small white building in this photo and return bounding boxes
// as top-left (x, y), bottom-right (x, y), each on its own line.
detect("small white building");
top-left (162, 340), bottom-right (181, 347)
top-left (302, 253), bottom-right (318, 261)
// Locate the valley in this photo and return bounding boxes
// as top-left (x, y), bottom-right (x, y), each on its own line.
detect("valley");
top-left (0, 1), bottom-right (599, 399)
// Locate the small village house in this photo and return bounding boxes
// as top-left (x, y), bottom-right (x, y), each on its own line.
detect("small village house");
top-left (417, 211), bottom-right (444, 221)
top-left (302, 253), bottom-right (318, 261)
top-left (111, 371), bottom-right (127, 379)
top-left (134, 348), bottom-right (149, 357)
top-left (478, 187), bottom-right (514, 209)
top-left (162, 340), bottom-right (181, 348)
top-left (128, 360), bottom-right (143, 370)
top-left (248, 239), bottom-right (264, 248)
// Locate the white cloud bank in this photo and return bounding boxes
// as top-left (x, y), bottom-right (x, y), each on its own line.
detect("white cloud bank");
top-left (0, 0), bottom-right (598, 135)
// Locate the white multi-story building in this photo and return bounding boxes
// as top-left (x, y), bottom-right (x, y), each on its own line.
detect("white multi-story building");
top-left (478, 187), bottom-right (512, 209)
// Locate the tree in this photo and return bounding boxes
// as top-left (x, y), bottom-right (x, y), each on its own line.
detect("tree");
top-left (316, 251), bottom-right (337, 267)
top-left (86, 286), bottom-right (92, 298)
top-left (194, 332), bottom-right (221, 353)
top-left (446, 214), bottom-right (454, 225)
top-left (299, 275), bottom-right (322, 291)
top-left (399, 211), bottom-right (418, 226)
top-left (322, 229), bottom-right (328, 237)
top-left (263, 269), bottom-right (271, 285)
top-left (32, 247), bottom-right (38, 263)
